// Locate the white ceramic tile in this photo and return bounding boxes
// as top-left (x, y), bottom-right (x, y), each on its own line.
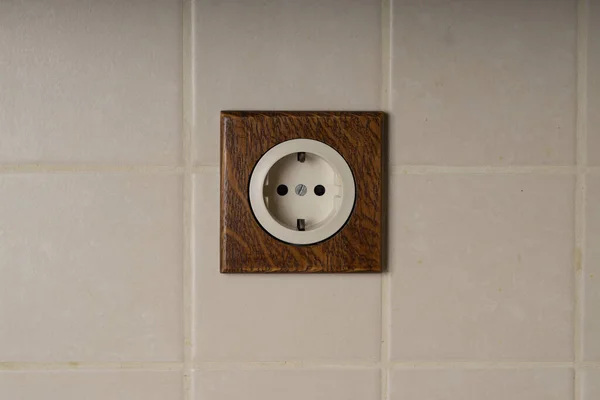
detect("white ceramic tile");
top-left (584, 175), bottom-right (600, 360)
top-left (391, 0), bottom-right (576, 166)
top-left (390, 174), bottom-right (574, 360)
top-left (195, 369), bottom-right (380, 400)
top-left (0, 371), bottom-right (182, 400)
top-left (0, 174), bottom-right (182, 361)
top-left (194, 0), bottom-right (381, 165)
top-left (390, 369), bottom-right (573, 400)
top-left (0, 0), bottom-right (181, 164)
top-left (583, 369), bottom-right (600, 400)
top-left (589, 0), bottom-right (600, 165)
top-left (194, 170), bottom-right (381, 361)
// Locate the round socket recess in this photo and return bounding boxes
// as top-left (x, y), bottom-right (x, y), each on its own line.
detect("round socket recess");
top-left (249, 138), bottom-right (356, 245)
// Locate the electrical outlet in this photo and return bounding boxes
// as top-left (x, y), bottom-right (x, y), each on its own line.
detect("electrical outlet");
top-left (220, 111), bottom-right (384, 273)
top-left (249, 138), bottom-right (355, 245)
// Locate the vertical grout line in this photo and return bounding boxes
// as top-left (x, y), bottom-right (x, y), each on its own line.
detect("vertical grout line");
top-left (575, 0), bottom-right (589, 399)
top-left (577, 0), bottom-right (589, 169)
top-left (380, 0), bottom-right (392, 399)
top-left (182, 0), bottom-right (195, 399)
top-left (380, 0), bottom-right (392, 111)
top-left (380, 274), bottom-right (392, 400)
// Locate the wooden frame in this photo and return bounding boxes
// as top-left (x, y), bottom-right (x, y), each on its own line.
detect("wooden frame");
top-left (220, 111), bottom-right (384, 273)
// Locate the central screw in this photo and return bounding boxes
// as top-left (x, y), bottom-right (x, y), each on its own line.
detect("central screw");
top-left (295, 184), bottom-right (307, 196)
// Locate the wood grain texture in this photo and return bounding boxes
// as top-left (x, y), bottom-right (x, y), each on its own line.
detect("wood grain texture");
top-left (221, 111), bottom-right (383, 273)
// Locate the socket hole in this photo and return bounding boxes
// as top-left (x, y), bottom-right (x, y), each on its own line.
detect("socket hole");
top-left (314, 185), bottom-right (326, 196)
top-left (276, 184), bottom-right (288, 196)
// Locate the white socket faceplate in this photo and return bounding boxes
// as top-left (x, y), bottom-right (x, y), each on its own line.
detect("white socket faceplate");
top-left (249, 139), bottom-right (356, 245)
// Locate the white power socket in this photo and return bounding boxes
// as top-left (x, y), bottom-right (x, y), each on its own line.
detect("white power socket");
top-left (249, 139), bottom-right (356, 245)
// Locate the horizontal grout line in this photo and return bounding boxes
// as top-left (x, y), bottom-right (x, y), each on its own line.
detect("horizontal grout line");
top-left (391, 166), bottom-right (577, 175)
top-left (194, 361), bottom-right (381, 371)
top-left (388, 361), bottom-right (575, 370)
top-left (587, 166), bottom-right (600, 174)
top-left (0, 362), bottom-right (183, 371)
top-left (195, 361), bottom-right (586, 371)
top-left (0, 164), bottom-right (596, 175)
top-left (581, 362), bottom-right (600, 369)
top-left (0, 164), bottom-right (594, 175)
top-left (3, 361), bottom-right (599, 372)
top-left (0, 165), bottom-right (184, 174)
top-left (193, 165), bottom-right (219, 172)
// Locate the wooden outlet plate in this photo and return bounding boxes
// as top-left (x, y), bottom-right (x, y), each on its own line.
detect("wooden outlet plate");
top-left (220, 111), bottom-right (384, 273)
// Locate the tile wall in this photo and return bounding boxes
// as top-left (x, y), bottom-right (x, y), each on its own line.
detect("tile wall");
top-left (0, 0), bottom-right (598, 399)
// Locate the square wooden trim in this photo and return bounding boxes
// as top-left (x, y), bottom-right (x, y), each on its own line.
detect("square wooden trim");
top-left (220, 111), bottom-right (384, 273)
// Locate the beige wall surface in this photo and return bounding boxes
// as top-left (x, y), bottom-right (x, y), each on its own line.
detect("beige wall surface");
top-left (0, 0), bottom-right (598, 399)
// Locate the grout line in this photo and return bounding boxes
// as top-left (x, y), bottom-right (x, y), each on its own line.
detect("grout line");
top-left (575, 172), bottom-right (586, 400)
top-left (195, 361), bottom-right (382, 371)
top-left (389, 361), bottom-right (576, 370)
top-left (0, 164), bottom-right (589, 175)
top-left (193, 361), bottom-right (584, 371)
top-left (575, 1), bottom-right (589, 400)
top-left (3, 361), bottom-right (597, 373)
top-left (380, 0), bottom-right (392, 112)
top-left (381, 263), bottom-right (391, 399)
top-left (192, 165), bottom-right (219, 173)
top-left (391, 165), bottom-right (577, 175)
top-left (380, 0), bottom-right (392, 398)
top-left (182, 0), bottom-right (193, 170)
top-left (0, 362), bottom-right (183, 371)
top-left (182, 0), bottom-right (195, 398)
top-left (0, 165), bottom-right (184, 174)
top-left (380, 270), bottom-right (391, 400)
top-left (577, 0), bottom-right (590, 169)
